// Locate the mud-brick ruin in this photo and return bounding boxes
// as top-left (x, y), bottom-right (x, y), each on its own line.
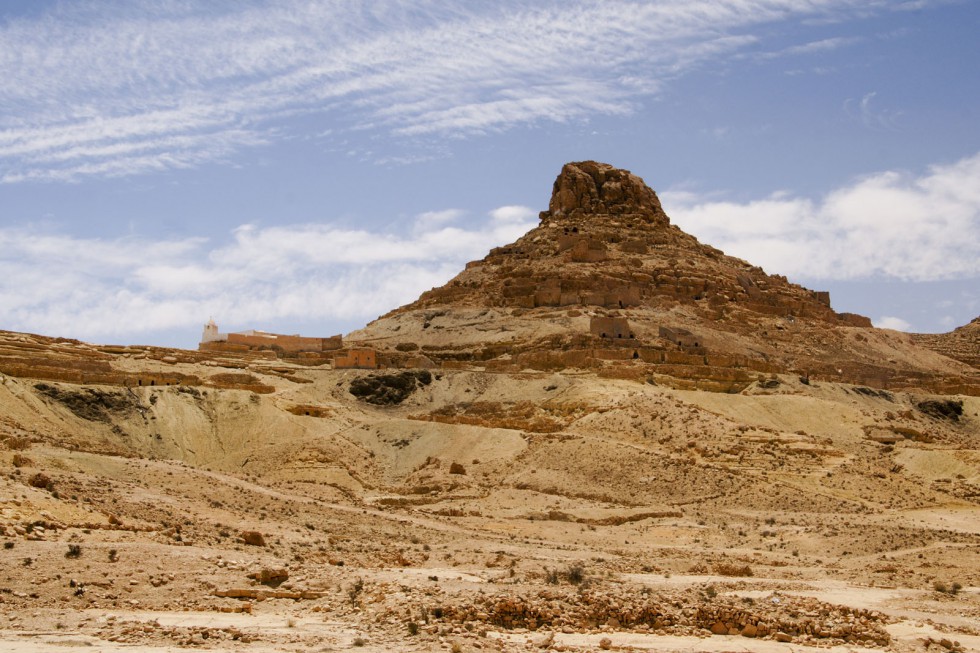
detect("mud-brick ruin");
top-left (199, 319), bottom-right (378, 369)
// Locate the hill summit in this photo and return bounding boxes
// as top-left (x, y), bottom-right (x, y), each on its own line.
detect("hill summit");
top-left (351, 161), bottom-right (978, 395)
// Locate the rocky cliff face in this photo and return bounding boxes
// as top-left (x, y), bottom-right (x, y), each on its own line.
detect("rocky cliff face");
top-left (547, 160), bottom-right (668, 222)
top-left (914, 316), bottom-right (980, 370)
top-left (350, 162), bottom-right (979, 395)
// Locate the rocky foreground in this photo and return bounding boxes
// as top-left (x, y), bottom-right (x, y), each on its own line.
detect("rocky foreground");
top-left (1, 340), bottom-right (978, 652)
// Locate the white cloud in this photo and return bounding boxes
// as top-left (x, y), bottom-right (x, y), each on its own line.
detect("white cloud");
top-left (0, 0), bottom-right (939, 181)
top-left (663, 150), bottom-right (980, 282)
top-left (490, 205), bottom-right (537, 223)
top-left (0, 205), bottom-right (536, 343)
top-left (874, 316), bottom-right (912, 331)
top-left (414, 209), bottom-right (464, 232)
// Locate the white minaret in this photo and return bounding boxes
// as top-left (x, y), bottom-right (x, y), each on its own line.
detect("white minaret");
top-left (201, 317), bottom-right (222, 343)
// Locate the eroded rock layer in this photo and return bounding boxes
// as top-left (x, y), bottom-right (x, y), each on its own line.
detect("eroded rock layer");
top-left (351, 162), bottom-right (980, 395)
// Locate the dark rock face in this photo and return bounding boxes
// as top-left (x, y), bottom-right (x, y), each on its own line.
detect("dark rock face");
top-left (34, 383), bottom-right (136, 422)
top-left (917, 399), bottom-right (964, 421)
top-left (349, 370), bottom-right (433, 405)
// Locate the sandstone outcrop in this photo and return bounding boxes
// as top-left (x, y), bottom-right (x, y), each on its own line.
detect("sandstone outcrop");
top-left (350, 162), bottom-right (980, 395)
top-left (913, 316), bottom-right (980, 369)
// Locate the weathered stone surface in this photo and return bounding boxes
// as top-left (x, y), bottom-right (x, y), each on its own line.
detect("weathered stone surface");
top-left (249, 567), bottom-right (288, 584)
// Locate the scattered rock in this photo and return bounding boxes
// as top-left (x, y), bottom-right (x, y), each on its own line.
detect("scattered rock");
top-left (249, 568), bottom-right (288, 585)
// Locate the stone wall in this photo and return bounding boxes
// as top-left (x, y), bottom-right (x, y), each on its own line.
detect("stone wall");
top-left (334, 348), bottom-right (378, 369)
top-left (590, 317), bottom-right (632, 340)
top-left (226, 332), bottom-right (342, 353)
top-left (659, 326), bottom-right (701, 348)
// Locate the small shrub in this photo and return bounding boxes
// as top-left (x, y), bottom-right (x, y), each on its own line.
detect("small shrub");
top-left (545, 568), bottom-right (559, 584)
top-left (565, 564), bottom-right (586, 585)
top-left (704, 584), bottom-right (717, 599)
top-left (65, 544), bottom-right (82, 559)
top-left (4, 437), bottom-right (31, 451)
top-left (28, 472), bottom-right (53, 490)
top-left (348, 578), bottom-right (364, 606)
top-left (934, 580), bottom-right (962, 595)
top-left (407, 621), bottom-right (419, 636)
top-left (713, 562), bottom-right (753, 577)
top-left (108, 549), bottom-right (118, 563)
top-left (11, 454), bottom-right (30, 468)
top-left (451, 642), bottom-right (463, 653)
top-left (3, 541), bottom-right (13, 550)
top-left (352, 637), bottom-right (366, 647)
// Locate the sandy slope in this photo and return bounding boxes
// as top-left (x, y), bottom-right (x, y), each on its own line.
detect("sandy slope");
top-left (1, 354), bottom-right (978, 652)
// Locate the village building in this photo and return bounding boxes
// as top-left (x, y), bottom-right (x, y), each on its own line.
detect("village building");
top-left (659, 325), bottom-right (701, 348)
top-left (590, 316), bottom-right (634, 340)
top-left (333, 348), bottom-right (379, 369)
top-left (199, 319), bottom-right (342, 356)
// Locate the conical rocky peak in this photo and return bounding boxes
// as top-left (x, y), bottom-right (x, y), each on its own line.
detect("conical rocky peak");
top-left (545, 161), bottom-right (668, 226)
top-left (349, 161), bottom-right (980, 394)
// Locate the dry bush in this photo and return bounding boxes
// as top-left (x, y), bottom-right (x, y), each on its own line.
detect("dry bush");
top-left (713, 562), bottom-right (753, 577)
top-left (28, 472), bottom-right (53, 490)
top-left (11, 454), bottom-right (31, 468)
top-left (413, 400), bottom-right (571, 433)
top-left (3, 436), bottom-right (31, 451)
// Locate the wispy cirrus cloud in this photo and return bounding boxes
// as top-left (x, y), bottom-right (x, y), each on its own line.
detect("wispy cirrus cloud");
top-left (0, 0), bottom-right (937, 182)
top-left (0, 205), bottom-right (537, 342)
top-left (664, 150), bottom-right (980, 282)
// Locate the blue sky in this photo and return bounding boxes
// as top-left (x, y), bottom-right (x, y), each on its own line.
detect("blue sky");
top-left (1, 0), bottom-right (978, 348)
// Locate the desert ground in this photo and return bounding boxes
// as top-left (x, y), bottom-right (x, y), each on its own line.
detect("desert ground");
top-left (1, 343), bottom-right (978, 653)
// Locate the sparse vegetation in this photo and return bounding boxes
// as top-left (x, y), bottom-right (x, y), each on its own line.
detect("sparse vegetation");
top-left (28, 472), bottom-right (53, 490)
top-left (565, 564), bottom-right (586, 585)
top-left (933, 580), bottom-right (962, 595)
top-left (713, 562), bottom-right (753, 577)
top-left (348, 578), bottom-right (364, 606)
top-left (65, 544), bottom-right (82, 559)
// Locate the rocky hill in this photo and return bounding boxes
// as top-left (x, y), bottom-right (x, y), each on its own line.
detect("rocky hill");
top-left (1, 162), bottom-right (979, 652)
top-left (914, 316), bottom-right (980, 370)
top-left (351, 161), bottom-right (980, 396)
